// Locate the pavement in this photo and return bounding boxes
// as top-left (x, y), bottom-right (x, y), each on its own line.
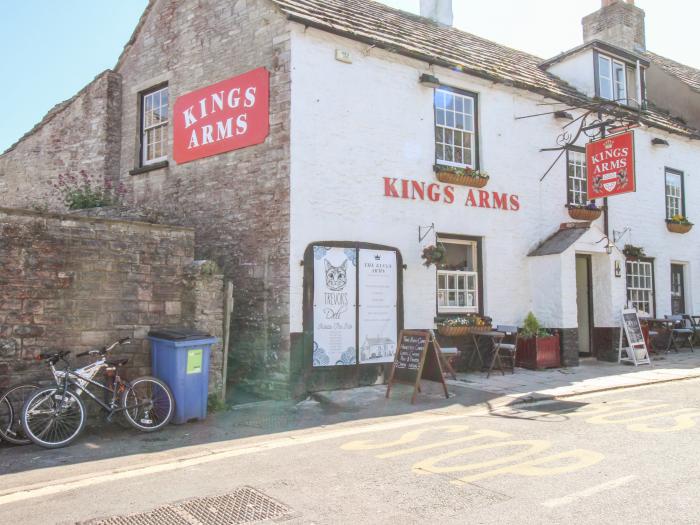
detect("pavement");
top-left (1, 350), bottom-right (699, 523)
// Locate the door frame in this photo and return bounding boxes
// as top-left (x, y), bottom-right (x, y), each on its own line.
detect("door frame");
top-left (670, 262), bottom-right (687, 315)
top-left (575, 254), bottom-right (595, 357)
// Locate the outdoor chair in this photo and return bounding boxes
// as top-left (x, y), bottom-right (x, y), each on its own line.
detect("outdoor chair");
top-left (664, 315), bottom-right (694, 352)
top-left (488, 325), bottom-right (519, 378)
top-left (683, 315), bottom-right (699, 346)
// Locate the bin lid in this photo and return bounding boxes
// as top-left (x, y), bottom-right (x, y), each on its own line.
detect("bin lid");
top-left (148, 328), bottom-right (213, 341)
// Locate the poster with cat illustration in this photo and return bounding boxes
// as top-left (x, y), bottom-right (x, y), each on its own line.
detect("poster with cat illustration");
top-left (358, 249), bottom-right (397, 364)
top-left (313, 246), bottom-right (357, 367)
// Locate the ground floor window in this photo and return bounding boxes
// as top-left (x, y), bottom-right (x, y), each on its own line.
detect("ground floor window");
top-left (436, 237), bottom-right (480, 314)
top-left (626, 259), bottom-right (654, 316)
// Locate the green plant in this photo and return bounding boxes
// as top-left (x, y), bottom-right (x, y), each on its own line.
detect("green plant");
top-left (521, 312), bottom-right (551, 339)
top-left (622, 244), bottom-right (645, 258)
top-left (421, 244), bottom-right (446, 267)
top-left (207, 394), bottom-right (228, 413)
top-left (440, 313), bottom-right (491, 328)
top-left (667, 214), bottom-right (693, 225)
top-left (433, 164), bottom-right (489, 180)
top-left (52, 170), bottom-right (126, 210)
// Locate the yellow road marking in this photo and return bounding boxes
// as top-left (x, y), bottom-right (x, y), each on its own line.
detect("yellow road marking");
top-left (542, 475), bottom-right (636, 508)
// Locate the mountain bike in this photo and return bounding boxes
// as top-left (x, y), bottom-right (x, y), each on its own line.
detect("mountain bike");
top-left (21, 338), bottom-right (175, 449)
top-left (0, 384), bottom-right (39, 445)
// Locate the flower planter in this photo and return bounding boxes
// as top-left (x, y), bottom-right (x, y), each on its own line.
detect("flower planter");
top-left (568, 207), bottom-right (602, 221)
top-left (666, 222), bottom-right (693, 234)
top-left (437, 325), bottom-right (492, 337)
top-left (516, 333), bottom-right (561, 369)
top-left (435, 170), bottom-right (489, 188)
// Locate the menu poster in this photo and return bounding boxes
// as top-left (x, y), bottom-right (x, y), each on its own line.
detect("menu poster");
top-left (358, 249), bottom-right (397, 364)
top-left (313, 246), bottom-right (357, 367)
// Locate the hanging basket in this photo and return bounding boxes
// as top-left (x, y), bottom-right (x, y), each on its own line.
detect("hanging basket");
top-left (666, 222), bottom-right (693, 234)
top-left (567, 206), bottom-right (602, 221)
top-left (435, 170), bottom-right (489, 188)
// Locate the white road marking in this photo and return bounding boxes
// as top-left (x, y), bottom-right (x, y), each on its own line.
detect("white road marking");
top-left (542, 475), bottom-right (636, 508)
top-left (0, 410), bottom-right (476, 506)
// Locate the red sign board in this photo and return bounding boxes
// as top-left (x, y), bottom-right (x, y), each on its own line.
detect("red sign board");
top-left (585, 131), bottom-right (635, 199)
top-left (173, 67), bottom-right (269, 164)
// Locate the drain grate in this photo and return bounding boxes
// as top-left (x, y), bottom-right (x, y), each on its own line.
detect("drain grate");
top-left (86, 486), bottom-right (290, 525)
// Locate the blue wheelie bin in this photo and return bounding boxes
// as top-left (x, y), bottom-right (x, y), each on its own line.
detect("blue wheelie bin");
top-left (148, 328), bottom-right (218, 424)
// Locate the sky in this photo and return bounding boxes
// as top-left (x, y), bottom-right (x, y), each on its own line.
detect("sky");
top-left (1, 0), bottom-right (699, 153)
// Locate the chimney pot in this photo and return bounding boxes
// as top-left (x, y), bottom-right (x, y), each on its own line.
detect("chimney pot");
top-left (420, 0), bottom-right (453, 27)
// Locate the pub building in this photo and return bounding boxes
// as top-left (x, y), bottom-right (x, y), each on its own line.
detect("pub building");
top-left (1, 0), bottom-right (699, 398)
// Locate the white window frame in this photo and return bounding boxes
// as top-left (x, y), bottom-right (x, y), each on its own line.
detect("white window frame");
top-left (665, 169), bottom-right (683, 219)
top-left (626, 260), bottom-right (654, 317)
top-left (436, 239), bottom-right (479, 314)
top-left (567, 149), bottom-right (588, 205)
top-left (141, 86), bottom-right (169, 166)
top-left (598, 54), bottom-right (627, 103)
top-left (434, 88), bottom-right (477, 169)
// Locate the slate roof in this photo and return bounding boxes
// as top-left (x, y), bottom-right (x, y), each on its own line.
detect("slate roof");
top-left (644, 51), bottom-right (700, 95)
top-left (271, 0), bottom-right (699, 139)
top-left (528, 223), bottom-right (590, 257)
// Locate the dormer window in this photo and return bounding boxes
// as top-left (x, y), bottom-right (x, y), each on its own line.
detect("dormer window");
top-left (598, 55), bottom-right (627, 102)
top-left (595, 51), bottom-right (643, 107)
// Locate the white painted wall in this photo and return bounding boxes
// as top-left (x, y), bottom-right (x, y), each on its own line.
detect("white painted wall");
top-left (546, 50), bottom-right (596, 98)
top-left (288, 26), bottom-right (700, 337)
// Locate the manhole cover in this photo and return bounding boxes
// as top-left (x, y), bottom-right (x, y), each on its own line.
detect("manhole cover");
top-left (85, 486), bottom-right (290, 525)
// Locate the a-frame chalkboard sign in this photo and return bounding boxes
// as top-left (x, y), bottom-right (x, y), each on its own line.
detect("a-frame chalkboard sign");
top-left (385, 330), bottom-right (449, 404)
top-left (618, 308), bottom-right (651, 366)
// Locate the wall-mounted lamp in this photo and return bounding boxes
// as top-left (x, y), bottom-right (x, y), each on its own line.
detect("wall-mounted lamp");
top-left (651, 137), bottom-right (670, 147)
top-left (606, 240), bottom-right (615, 255)
top-left (553, 110), bottom-right (574, 121)
top-left (418, 73), bottom-right (440, 88)
top-left (615, 260), bottom-right (622, 278)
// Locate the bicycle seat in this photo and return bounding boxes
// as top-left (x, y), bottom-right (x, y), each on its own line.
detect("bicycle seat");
top-left (106, 357), bottom-right (129, 367)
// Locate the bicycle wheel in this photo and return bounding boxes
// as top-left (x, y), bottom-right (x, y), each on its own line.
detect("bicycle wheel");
top-left (121, 376), bottom-right (174, 432)
top-left (0, 384), bottom-right (38, 445)
top-left (22, 387), bottom-right (86, 449)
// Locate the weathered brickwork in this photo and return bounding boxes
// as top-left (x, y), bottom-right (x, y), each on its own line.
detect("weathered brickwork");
top-left (0, 70), bottom-right (122, 210)
top-left (0, 208), bottom-right (224, 395)
top-left (115, 0), bottom-right (292, 397)
top-left (0, 0), bottom-right (293, 397)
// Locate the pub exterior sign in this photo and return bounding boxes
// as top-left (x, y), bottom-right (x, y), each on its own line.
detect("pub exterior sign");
top-left (586, 131), bottom-right (636, 199)
top-left (173, 67), bottom-right (269, 164)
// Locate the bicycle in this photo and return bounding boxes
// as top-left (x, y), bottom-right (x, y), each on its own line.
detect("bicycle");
top-left (21, 338), bottom-right (175, 449)
top-left (0, 384), bottom-right (39, 445)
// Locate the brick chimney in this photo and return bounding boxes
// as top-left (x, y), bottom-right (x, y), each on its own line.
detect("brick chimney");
top-left (420, 0), bottom-right (453, 27)
top-left (582, 0), bottom-right (646, 52)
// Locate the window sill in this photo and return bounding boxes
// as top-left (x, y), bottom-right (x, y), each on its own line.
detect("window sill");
top-left (129, 160), bottom-right (169, 176)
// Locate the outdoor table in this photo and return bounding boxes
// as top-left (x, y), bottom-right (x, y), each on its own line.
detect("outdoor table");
top-left (645, 318), bottom-right (682, 353)
top-left (468, 330), bottom-right (506, 376)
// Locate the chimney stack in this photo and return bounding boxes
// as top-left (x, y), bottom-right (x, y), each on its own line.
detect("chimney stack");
top-left (582, 0), bottom-right (646, 52)
top-left (420, 0), bottom-right (453, 27)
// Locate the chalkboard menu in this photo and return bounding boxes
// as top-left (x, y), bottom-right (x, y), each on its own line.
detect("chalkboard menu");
top-left (622, 310), bottom-right (644, 346)
top-left (386, 330), bottom-right (449, 404)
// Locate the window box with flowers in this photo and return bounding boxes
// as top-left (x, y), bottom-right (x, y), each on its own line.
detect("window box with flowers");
top-left (666, 214), bottom-right (693, 234)
top-left (515, 312), bottom-right (561, 369)
top-left (437, 313), bottom-right (492, 337)
top-left (567, 202), bottom-right (602, 221)
top-left (433, 165), bottom-right (489, 188)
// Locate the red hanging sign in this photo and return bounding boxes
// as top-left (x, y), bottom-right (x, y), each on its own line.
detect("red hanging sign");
top-left (585, 131), bottom-right (635, 199)
top-left (173, 68), bottom-right (269, 164)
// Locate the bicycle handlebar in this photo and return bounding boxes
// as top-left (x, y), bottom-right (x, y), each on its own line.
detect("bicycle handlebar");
top-left (76, 337), bottom-right (131, 358)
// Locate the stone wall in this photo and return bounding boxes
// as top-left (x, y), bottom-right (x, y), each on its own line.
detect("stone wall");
top-left (0, 208), bottom-right (225, 396)
top-left (115, 0), bottom-right (292, 397)
top-left (0, 70), bottom-right (122, 211)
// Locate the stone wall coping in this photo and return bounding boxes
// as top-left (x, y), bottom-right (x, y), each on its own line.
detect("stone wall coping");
top-left (0, 206), bottom-right (194, 234)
